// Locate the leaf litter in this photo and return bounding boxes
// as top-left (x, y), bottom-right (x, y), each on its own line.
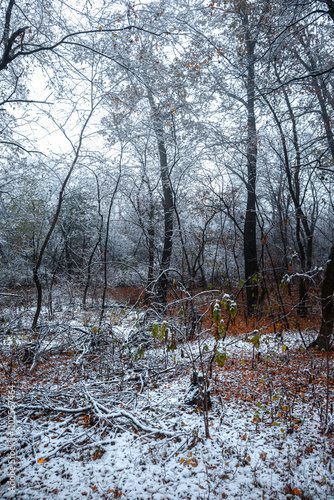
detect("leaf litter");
top-left (0, 305), bottom-right (333, 500)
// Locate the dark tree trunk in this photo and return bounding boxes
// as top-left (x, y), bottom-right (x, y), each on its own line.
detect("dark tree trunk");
top-left (83, 238), bottom-right (100, 308)
top-left (156, 137), bottom-right (173, 306)
top-left (148, 93), bottom-right (173, 308)
top-left (32, 267), bottom-right (42, 331)
top-left (310, 243), bottom-right (334, 350)
top-left (308, 60), bottom-right (334, 347)
top-left (64, 239), bottom-right (72, 280)
top-left (324, 0), bottom-right (334, 22)
top-left (296, 215), bottom-right (308, 317)
top-left (244, 37), bottom-right (259, 316)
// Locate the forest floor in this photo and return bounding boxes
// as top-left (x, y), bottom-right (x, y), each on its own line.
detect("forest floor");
top-left (0, 291), bottom-right (334, 500)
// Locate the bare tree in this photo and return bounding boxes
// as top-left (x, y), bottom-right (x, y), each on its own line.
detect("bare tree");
top-left (32, 103), bottom-right (97, 329)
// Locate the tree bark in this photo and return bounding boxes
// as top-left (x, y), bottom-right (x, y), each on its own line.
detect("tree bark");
top-left (310, 244), bottom-right (334, 350)
top-left (244, 36), bottom-right (259, 316)
top-left (148, 93), bottom-right (173, 308)
top-left (157, 137), bottom-right (173, 306)
top-left (297, 34), bottom-right (334, 347)
top-left (323, 0), bottom-right (334, 22)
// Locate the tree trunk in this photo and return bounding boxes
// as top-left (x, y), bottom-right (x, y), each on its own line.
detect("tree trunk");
top-left (32, 267), bottom-right (42, 331)
top-left (157, 137), bottom-right (173, 306)
top-left (143, 181), bottom-right (155, 299)
top-left (311, 243), bottom-right (334, 350)
top-left (83, 170), bottom-right (103, 308)
top-left (99, 174), bottom-right (121, 327)
top-left (83, 238), bottom-right (100, 308)
top-left (31, 107), bottom-right (95, 329)
top-left (244, 37), bottom-right (259, 316)
top-left (147, 93), bottom-right (173, 308)
top-left (324, 0), bottom-right (334, 23)
top-left (273, 61), bottom-right (315, 315)
top-left (146, 197), bottom-right (155, 289)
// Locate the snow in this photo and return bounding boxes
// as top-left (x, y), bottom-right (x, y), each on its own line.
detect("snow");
top-left (1, 306), bottom-right (334, 499)
top-left (2, 405), bottom-right (333, 499)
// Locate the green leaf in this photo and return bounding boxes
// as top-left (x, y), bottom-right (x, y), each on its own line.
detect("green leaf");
top-left (216, 349), bottom-right (227, 367)
top-left (213, 303), bottom-right (221, 324)
top-left (230, 303), bottom-right (237, 318)
top-left (160, 321), bottom-right (167, 340)
top-left (151, 323), bottom-right (159, 339)
top-left (252, 334), bottom-right (260, 349)
top-left (218, 323), bottom-right (225, 338)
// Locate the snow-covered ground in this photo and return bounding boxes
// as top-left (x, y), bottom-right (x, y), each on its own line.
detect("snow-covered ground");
top-left (1, 305), bottom-right (333, 499)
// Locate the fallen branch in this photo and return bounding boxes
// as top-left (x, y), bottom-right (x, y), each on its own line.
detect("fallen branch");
top-left (96, 401), bottom-right (175, 437)
top-left (0, 432), bottom-right (88, 486)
